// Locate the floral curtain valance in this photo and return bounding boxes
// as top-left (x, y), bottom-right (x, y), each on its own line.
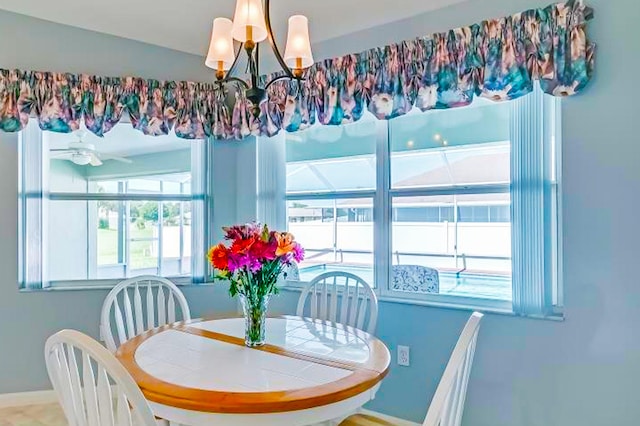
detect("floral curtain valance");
top-left (0, 0), bottom-right (594, 140)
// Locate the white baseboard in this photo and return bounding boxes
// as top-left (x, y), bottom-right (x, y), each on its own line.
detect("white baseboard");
top-left (361, 409), bottom-right (421, 425)
top-left (0, 390), bottom-right (58, 408)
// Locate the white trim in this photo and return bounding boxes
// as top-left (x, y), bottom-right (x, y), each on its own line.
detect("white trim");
top-left (0, 390), bottom-right (58, 408)
top-left (361, 409), bottom-right (421, 425)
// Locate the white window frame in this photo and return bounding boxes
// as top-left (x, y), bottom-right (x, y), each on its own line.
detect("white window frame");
top-left (18, 123), bottom-right (213, 290)
top-left (279, 87), bottom-right (562, 318)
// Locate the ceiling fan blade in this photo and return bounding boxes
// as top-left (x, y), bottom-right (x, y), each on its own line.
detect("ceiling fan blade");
top-left (100, 154), bottom-right (133, 164)
top-left (50, 152), bottom-right (74, 160)
top-left (50, 148), bottom-right (74, 152)
top-left (89, 153), bottom-right (103, 167)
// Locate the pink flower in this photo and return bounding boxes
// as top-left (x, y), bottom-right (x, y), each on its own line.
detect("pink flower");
top-left (292, 244), bottom-right (305, 263)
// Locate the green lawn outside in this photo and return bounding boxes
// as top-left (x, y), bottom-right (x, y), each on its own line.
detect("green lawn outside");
top-left (97, 225), bottom-right (158, 269)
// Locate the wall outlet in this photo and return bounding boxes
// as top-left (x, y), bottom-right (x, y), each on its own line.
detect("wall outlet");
top-left (397, 345), bottom-right (410, 367)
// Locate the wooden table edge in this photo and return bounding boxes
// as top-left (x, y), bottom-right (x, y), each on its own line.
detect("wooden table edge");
top-left (116, 316), bottom-right (391, 414)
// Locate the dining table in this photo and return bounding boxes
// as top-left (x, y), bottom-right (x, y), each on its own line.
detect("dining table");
top-left (116, 315), bottom-right (391, 426)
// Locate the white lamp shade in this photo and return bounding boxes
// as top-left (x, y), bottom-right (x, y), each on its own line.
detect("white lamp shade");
top-left (231, 0), bottom-right (268, 43)
top-left (284, 15), bottom-right (314, 69)
top-left (205, 18), bottom-right (236, 70)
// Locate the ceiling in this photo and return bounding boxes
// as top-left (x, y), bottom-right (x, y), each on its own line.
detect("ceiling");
top-left (0, 0), bottom-right (466, 56)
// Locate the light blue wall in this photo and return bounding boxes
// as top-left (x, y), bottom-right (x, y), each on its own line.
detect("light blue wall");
top-left (0, 10), bottom-right (237, 393)
top-left (0, 1), bottom-right (639, 425)
top-left (299, 0), bottom-right (640, 425)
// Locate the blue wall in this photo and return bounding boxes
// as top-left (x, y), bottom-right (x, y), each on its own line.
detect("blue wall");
top-left (0, 10), bottom-right (239, 393)
top-left (1, 1), bottom-right (639, 425)
top-left (300, 0), bottom-right (640, 424)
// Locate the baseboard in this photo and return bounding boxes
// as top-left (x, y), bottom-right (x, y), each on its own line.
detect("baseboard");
top-left (0, 390), bottom-right (58, 408)
top-left (361, 409), bottom-right (421, 425)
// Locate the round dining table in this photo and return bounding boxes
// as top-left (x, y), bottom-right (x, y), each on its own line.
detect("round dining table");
top-left (116, 316), bottom-right (391, 426)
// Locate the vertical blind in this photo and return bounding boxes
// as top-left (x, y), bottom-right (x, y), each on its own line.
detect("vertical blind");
top-left (510, 83), bottom-right (561, 317)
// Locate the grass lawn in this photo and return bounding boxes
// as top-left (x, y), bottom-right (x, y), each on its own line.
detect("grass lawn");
top-left (97, 225), bottom-right (158, 269)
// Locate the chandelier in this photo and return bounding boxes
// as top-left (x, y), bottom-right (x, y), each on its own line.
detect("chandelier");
top-left (205, 0), bottom-right (314, 118)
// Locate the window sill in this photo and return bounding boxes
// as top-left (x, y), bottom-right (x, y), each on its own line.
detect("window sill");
top-left (19, 277), bottom-right (218, 292)
top-left (20, 280), bottom-right (564, 322)
top-left (279, 283), bottom-right (564, 321)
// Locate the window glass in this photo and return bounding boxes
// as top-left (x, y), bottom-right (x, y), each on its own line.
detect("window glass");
top-left (390, 101), bottom-right (511, 189)
top-left (161, 201), bottom-right (192, 277)
top-left (97, 200), bottom-right (123, 266)
top-left (286, 118), bottom-right (376, 193)
top-left (287, 198), bottom-right (374, 286)
top-left (39, 123), bottom-right (204, 283)
top-left (392, 195), bottom-right (512, 301)
top-left (46, 126), bottom-right (193, 194)
top-left (277, 87), bottom-right (558, 310)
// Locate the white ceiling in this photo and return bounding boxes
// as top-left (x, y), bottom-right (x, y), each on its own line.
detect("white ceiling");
top-left (0, 0), bottom-right (466, 56)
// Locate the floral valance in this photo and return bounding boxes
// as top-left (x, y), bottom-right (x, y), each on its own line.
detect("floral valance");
top-left (0, 0), bottom-right (594, 140)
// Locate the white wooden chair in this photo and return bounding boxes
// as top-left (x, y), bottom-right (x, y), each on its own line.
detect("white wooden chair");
top-left (340, 312), bottom-right (484, 426)
top-left (100, 275), bottom-right (191, 352)
top-left (296, 271), bottom-right (378, 334)
top-left (44, 329), bottom-right (159, 426)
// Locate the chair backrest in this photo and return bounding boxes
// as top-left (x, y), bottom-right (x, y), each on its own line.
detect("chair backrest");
top-left (392, 265), bottom-right (440, 294)
top-left (296, 271), bottom-right (378, 334)
top-left (100, 275), bottom-right (191, 352)
top-left (45, 329), bottom-right (157, 426)
top-left (282, 262), bottom-right (300, 282)
top-left (423, 312), bottom-right (483, 426)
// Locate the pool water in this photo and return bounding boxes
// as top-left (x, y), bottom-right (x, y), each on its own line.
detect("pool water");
top-left (298, 264), bottom-right (512, 301)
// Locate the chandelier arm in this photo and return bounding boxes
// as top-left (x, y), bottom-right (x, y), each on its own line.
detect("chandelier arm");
top-left (247, 44), bottom-right (259, 89)
top-left (264, 0), bottom-right (297, 80)
top-left (225, 77), bottom-right (250, 89)
top-left (263, 74), bottom-right (298, 92)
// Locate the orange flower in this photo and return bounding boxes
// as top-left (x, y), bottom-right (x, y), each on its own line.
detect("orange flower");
top-left (208, 243), bottom-right (229, 271)
top-left (275, 232), bottom-right (296, 256)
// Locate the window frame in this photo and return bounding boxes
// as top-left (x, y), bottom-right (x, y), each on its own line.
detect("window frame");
top-left (282, 90), bottom-right (562, 317)
top-left (18, 123), bottom-right (212, 290)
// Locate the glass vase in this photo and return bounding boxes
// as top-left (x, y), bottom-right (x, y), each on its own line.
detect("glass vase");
top-left (239, 294), bottom-right (271, 347)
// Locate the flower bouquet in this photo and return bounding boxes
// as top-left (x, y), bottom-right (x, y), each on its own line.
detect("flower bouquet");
top-left (208, 223), bottom-right (304, 347)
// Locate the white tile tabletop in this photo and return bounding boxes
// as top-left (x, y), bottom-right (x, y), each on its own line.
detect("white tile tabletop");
top-left (116, 315), bottom-right (390, 422)
top-left (133, 317), bottom-right (373, 392)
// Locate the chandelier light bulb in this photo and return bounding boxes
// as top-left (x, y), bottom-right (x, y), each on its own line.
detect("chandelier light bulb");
top-left (205, 18), bottom-right (236, 73)
top-left (231, 0), bottom-right (268, 43)
top-left (284, 15), bottom-right (314, 70)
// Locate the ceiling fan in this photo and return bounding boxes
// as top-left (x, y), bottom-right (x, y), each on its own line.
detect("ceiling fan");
top-left (50, 132), bottom-right (133, 166)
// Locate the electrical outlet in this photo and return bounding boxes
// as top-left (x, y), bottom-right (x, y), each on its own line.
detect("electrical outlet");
top-left (397, 345), bottom-right (410, 366)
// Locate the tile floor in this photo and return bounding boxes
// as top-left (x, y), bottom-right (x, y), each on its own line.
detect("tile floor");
top-left (0, 404), bottom-right (67, 426)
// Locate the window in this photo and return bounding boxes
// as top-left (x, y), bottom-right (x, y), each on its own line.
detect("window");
top-left (285, 119), bottom-right (377, 285)
top-left (19, 122), bottom-right (209, 289)
top-left (278, 84), bottom-right (561, 316)
top-left (390, 103), bottom-right (513, 302)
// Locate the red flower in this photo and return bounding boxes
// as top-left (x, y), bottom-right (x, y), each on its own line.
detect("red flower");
top-left (208, 243), bottom-right (229, 271)
top-left (231, 237), bottom-right (257, 255)
top-left (251, 238), bottom-right (277, 261)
